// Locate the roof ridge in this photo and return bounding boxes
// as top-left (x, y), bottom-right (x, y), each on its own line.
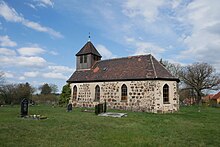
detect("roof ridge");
top-left (150, 55), bottom-right (157, 78)
top-left (96, 54), bottom-right (151, 63)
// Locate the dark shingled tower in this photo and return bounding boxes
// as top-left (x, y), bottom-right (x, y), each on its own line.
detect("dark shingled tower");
top-left (76, 41), bottom-right (102, 70)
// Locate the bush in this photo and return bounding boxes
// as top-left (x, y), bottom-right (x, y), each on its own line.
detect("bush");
top-left (32, 94), bottom-right (59, 105)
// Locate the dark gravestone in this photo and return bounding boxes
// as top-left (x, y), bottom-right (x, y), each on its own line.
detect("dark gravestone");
top-left (67, 103), bottom-right (72, 112)
top-left (21, 98), bottom-right (28, 117)
top-left (104, 100), bottom-right (107, 113)
top-left (99, 104), bottom-right (103, 114)
top-left (95, 103), bottom-right (107, 115)
top-left (95, 105), bottom-right (99, 115)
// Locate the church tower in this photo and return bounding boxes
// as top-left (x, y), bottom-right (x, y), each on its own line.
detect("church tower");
top-left (76, 41), bottom-right (102, 70)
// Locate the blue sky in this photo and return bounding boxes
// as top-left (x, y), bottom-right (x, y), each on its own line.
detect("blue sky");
top-left (0, 0), bottom-right (220, 92)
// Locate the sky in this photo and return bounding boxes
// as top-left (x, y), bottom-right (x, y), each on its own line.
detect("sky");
top-left (0, 0), bottom-right (220, 92)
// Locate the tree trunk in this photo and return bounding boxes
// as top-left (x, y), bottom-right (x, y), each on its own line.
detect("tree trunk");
top-left (196, 90), bottom-right (202, 104)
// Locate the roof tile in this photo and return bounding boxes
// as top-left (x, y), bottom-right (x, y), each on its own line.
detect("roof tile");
top-left (67, 54), bottom-right (179, 83)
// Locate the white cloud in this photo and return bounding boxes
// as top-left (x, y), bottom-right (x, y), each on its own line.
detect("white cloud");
top-left (96, 44), bottom-right (115, 59)
top-left (49, 51), bottom-right (58, 55)
top-left (0, 35), bottom-right (17, 47)
top-left (26, 3), bottom-right (36, 9)
top-left (37, 0), bottom-right (54, 8)
top-left (24, 71), bottom-right (40, 78)
top-left (0, 1), bottom-right (23, 22)
top-left (4, 72), bottom-right (13, 78)
top-left (178, 0), bottom-right (220, 70)
top-left (19, 76), bottom-right (25, 80)
top-left (17, 56), bottom-right (47, 66)
top-left (48, 65), bottom-right (74, 73)
top-left (0, 48), bottom-right (16, 56)
top-left (42, 72), bottom-right (67, 80)
top-left (122, 0), bottom-right (164, 23)
top-left (0, 56), bottom-right (47, 67)
top-left (125, 37), bottom-right (165, 56)
top-left (0, 1), bottom-right (62, 38)
top-left (17, 47), bottom-right (45, 56)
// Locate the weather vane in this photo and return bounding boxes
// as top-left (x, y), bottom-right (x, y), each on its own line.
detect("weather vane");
top-left (88, 32), bottom-right (91, 41)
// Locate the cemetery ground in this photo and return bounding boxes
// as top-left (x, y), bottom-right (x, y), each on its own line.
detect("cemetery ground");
top-left (0, 105), bottom-right (219, 147)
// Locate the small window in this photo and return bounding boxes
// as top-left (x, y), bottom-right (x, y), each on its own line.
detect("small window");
top-left (93, 56), bottom-right (97, 61)
top-left (84, 55), bottom-right (87, 63)
top-left (95, 85), bottom-right (100, 101)
top-left (80, 56), bottom-right (83, 63)
top-left (163, 84), bottom-right (169, 103)
top-left (121, 84), bottom-right (127, 101)
top-left (73, 86), bottom-right (77, 101)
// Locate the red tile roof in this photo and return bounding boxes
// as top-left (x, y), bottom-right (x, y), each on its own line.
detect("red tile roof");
top-left (202, 94), bottom-right (214, 100)
top-left (212, 91), bottom-right (220, 100)
top-left (76, 41), bottom-right (101, 57)
top-left (67, 54), bottom-right (179, 83)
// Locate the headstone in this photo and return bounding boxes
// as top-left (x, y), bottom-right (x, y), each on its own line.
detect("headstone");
top-left (67, 103), bottom-right (72, 112)
top-left (21, 98), bottom-right (28, 117)
top-left (95, 103), bottom-right (106, 115)
top-left (99, 103), bottom-right (103, 114)
top-left (104, 100), bottom-right (107, 113)
top-left (95, 105), bottom-right (99, 115)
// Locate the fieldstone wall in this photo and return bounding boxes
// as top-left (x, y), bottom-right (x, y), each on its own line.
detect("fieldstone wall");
top-left (70, 80), bottom-right (179, 113)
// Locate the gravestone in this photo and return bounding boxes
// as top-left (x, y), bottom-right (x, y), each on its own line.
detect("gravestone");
top-left (21, 98), bottom-right (28, 117)
top-left (95, 102), bottom-right (107, 115)
top-left (67, 103), bottom-right (72, 112)
top-left (104, 100), bottom-right (107, 113)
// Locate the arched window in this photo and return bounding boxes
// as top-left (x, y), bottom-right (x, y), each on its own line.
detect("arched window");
top-left (163, 84), bottom-right (169, 103)
top-left (95, 85), bottom-right (100, 101)
top-left (121, 84), bottom-right (127, 101)
top-left (73, 85), bottom-right (77, 101)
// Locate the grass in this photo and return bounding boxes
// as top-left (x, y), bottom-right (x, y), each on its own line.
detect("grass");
top-left (0, 105), bottom-right (219, 147)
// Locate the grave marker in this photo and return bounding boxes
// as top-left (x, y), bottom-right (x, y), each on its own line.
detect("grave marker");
top-left (67, 103), bottom-right (72, 112)
top-left (21, 98), bottom-right (28, 117)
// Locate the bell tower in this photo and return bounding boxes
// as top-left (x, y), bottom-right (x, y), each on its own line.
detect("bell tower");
top-left (76, 40), bottom-right (102, 70)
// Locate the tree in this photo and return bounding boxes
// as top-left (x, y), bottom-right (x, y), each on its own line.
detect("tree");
top-left (0, 71), bottom-right (5, 86)
top-left (0, 82), bottom-right (35, 104)
top-left (16, 82), bottom-right (35, 100)
top-left (59, 84), bottom-right (71, 105)
top-left (39, 83), bottom-right (52, 95)
top-left (160, 59), bottom-right (182, 78)
top-left (179, 62), bottom-right (220, 103)
top-left (49, 84), bottom-right (58, 94)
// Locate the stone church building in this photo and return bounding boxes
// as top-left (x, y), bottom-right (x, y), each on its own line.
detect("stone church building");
top-left (67, 41), bottom-right (179, 113)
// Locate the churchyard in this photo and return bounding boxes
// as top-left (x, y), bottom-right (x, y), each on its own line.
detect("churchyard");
top-left (0, 105), bottom-right (219, 146)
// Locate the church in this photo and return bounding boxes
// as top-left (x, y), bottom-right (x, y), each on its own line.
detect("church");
top-left (67, 40), bottom-right (179, 113)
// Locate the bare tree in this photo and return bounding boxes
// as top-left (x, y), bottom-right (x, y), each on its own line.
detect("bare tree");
top-left (0, 71), bottom-right (5, 86)
top-left (0, 82), bottom-right (35, 104)
top-left (160, 59), bottom-right (182, 78)
top-left (179, 62), bottom-right (220, 103)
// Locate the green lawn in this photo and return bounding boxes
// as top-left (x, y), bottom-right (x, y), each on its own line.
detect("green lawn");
top-left (0, 105), bottom-right (219, 147)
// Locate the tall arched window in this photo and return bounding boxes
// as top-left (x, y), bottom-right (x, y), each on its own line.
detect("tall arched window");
top-left (163, 84), bottom-right (169, 103)
top-left (95, 85), bottom-right (100, 101)
top-left (73, 85), bottom-right (77, 101)
top-left (121, 84), bottom-right (127, 101)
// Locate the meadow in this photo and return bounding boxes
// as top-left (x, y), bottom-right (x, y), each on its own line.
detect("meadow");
top-left (0, 105), bottom-right (219, 147)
